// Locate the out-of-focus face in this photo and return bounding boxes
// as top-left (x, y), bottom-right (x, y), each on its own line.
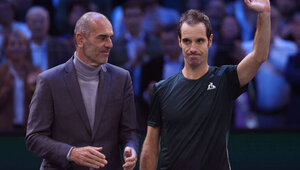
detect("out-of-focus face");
top-left (4, 32), bottom-right (28, 62)
top-left (78, 18), bottom-right (114, 66)
top-left (69, 5), bottom-right (88, 28)
top-left (220, 16), bottom-right (240, 40)
top-left (27, 11), bottom-right (49, 40)
top-left (205, 0), bottom-right (225, 29)
top-left (275, 0), bottom-right (297, 16)
top-left (178, 22), bottom-right (212, 68)
top-left (124, 6), bottom-right (143, 35)
top-left (161, 31), bottom-right (180, 58)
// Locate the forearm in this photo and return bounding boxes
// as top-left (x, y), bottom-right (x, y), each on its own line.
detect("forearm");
top-left (237, 2), bottom-right (271, 86)
top-left (140, 144), bottom-right (159, 170)
top-left (25, 132), bottom-right (73, 167)
top-left (252, 11), bottom-right (271, 63)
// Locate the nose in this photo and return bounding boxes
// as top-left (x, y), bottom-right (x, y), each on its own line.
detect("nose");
top-left (189, 42), bottom-right (198, 53)
top-left (105, 38), bottom-right (113, 49)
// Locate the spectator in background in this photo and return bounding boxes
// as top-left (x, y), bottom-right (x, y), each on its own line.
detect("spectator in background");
top-left (112, 0), bottom-right (180, 39)
top-left (110, 1), bottom-right (126, 39)
top-left (141, 0), bottom-right (180, 38)
top-left (285, 12), bottom-right (300, 128)
top-left (110, 1), bottom-right (162, 97)
top-left (113, 0), bottom-right (181, 37)
top-left (205, 0), bottom-right (226, 40)
top-left (242, 7), bottom-right (298, 128)
top-left (0, 0), bottom-right (30, 63)
top-left (31, 0), bottom-right (60, 36)
top-left (109, 2), bottom-right (163, 136)
top-left (280, 1), bottom-right (300, 40)
top-left (226, 0), bottom-right (257, 42)
top-left (205, 0), bottom-right (226, 65)
top-left (59, 0), bottom-right (90, 53)
top-left (139, 23), bottom-right (183, 133)
top-left (140, 23), bottom-right (184, 104)
top-left (26, 6), bottom-right (72, 71)
top-left (274, 0), bottom-right (298, 27)
top-left (214, 15), bottom-right (245, 66)
top-left (0, 30), bottom-right (40, 132)
top-left (54, 0), bottom-right (112, 36)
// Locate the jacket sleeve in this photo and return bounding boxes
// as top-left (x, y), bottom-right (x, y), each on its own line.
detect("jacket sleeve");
top-left (25, 75), bottom-right (72, 169)
top-left (119, 71), bottom-right (139, 153)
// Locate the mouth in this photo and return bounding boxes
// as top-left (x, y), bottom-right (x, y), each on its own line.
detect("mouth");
top-left (188, 54), bottom-right (200, 58)
top-left (102, 51), bottom-right (110, 55)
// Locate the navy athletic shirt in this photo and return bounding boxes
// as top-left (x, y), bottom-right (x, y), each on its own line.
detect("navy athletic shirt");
top-left (148, 65), bottom-right (248, 170)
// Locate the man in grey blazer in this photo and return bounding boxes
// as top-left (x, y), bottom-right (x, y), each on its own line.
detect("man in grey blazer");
top-left (25, 12), bottom-right (139, 170)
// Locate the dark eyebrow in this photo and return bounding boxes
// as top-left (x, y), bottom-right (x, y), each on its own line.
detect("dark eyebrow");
top-left (98, 34), bottom-right (113, 38)
top-left (197, 38), bottom-right (205, 41)
top-left (182, 38), bottom-right (191, 41)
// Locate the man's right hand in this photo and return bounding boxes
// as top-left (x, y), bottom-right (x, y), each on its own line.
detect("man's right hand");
top-left (69, 146), bottom-right (108, 169)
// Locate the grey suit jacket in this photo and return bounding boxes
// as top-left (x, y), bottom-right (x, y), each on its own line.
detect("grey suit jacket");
top-left (25, 57), bottom-right (139, 170)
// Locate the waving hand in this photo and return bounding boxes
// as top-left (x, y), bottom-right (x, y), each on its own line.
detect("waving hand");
top-left (244, 0), bottom-right (270, 13)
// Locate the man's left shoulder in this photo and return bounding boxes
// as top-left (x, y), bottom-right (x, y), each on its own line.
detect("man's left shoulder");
top-left (213, 65), bottom-right (237, 77)
top-left (104, 63), bottom-right (129, 76)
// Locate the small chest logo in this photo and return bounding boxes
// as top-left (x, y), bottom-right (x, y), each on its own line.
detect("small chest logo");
top-left (207, 82), bottom-right (216, 90)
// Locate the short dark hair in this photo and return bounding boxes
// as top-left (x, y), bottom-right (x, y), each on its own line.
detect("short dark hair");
top-left (178, 9), bottom-right (212, 40)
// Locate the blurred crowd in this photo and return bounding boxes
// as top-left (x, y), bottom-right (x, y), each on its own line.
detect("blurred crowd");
top-left (0, 0), bottom-right (299, 133)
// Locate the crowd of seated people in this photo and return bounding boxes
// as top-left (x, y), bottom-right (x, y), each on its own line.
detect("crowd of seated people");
top-left (0, 0), bottom-right (299, 134)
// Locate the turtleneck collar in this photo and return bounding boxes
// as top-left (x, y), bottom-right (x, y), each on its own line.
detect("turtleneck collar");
top-left (73, 52), bottom-right (102, 80)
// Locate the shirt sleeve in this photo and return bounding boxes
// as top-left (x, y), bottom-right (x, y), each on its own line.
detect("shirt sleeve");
top-left (225, 65), bottom-right (248, 99)
top-left (66, 147), bottom-right (74, 161)
top-left (147, 84), bottom-right (162, 127)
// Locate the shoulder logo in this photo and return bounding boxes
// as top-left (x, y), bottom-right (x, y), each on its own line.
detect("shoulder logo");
top-left (207, 82), bottom-right (216, 90)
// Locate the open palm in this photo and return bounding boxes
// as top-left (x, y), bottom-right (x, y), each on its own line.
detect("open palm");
top-left (244, 0), bottom-right (271, 13)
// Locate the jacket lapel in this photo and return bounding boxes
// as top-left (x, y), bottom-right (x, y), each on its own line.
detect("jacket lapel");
top-left (92, 64), bottom-right (110, 140)
top-left (63, 58), bottom-right (92, 135)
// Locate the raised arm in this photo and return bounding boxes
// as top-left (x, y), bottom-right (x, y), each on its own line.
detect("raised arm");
top-left (140, 126), bottom-right (160, 170)
top-left (237, 0), bottom-right (271, 86)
